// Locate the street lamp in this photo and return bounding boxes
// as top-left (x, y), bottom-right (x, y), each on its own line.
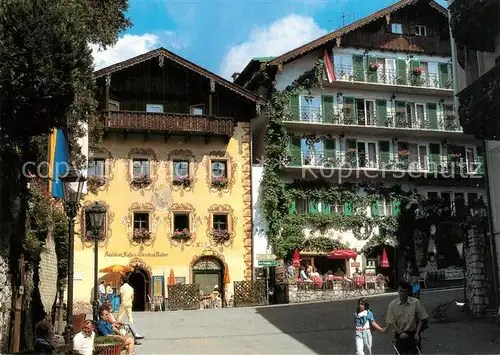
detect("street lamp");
top-left (87, 201), bottom-right (106, 323)
top-left (59, 167), bottom-right (85, 343)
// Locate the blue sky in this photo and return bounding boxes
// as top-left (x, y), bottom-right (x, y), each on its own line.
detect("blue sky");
top-left (92, 0), bottom-right (448, 79)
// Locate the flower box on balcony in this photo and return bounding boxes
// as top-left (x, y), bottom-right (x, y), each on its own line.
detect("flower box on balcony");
top-left (211, 176), bottom-right (228, 189)
top-left (211, 229), bottom-right (231, 243)
top-left (133, 228), bottom-right (150, 242)
top-left (173, 176), bottom-right (192, 187)
top-left (131, 174), bottom-right (152, 188)
top-left (87, 175), bottom-right (106, 194)
top-left (172, 228), bottom-right (191, 241)
top-left (412, 67), bottom-right (424, 76)
top-left (368, 62), bottom-right (380, 72)
top-left (398, 150), bottom-right (410, 158)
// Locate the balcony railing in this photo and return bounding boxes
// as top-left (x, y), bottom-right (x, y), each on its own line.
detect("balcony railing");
top-left (332, 64), bottom-right (453, 90)
top-left (286, 149), bottom-right (483, 175)
top-left (102, 110), bottom-right (235, 136)
top-left (286, 105), bottom-right (463, 133)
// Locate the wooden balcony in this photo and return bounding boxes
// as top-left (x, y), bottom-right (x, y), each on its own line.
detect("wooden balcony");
top-left (457, 63), bottom-right (500, 139)
top-left (449, 0), bottom-right (499, 52)
top-left (102, 110), bottom-right (235, 137)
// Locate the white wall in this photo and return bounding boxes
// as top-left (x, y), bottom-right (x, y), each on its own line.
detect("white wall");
top-left (252, 165), bottom-right (270, 268)
top-left (275, 52), bottom-right (319, 91)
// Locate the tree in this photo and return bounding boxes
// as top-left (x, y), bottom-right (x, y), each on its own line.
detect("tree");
top-left (0, 0), bottom-right (130, 350)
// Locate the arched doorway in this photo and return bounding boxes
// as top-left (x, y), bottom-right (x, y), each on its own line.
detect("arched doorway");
top-left (127, 267), bottom-right (150, 312)
top-left (192, 257), bottom-right (224, 306)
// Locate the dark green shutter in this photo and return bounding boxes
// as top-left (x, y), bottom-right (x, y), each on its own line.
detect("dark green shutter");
top-left (290, 136), bottom-right (302, 166)
top-left (353, 55), bottom-right (365, 82)
top-left (371, 201), bottom-right (379, 217)
top-left (426, 103), bottom-right (438, 130)
top-left (375, 99), bottom-right (388, 127)
top-left (344, 202), bottom-right (353, 216)
top-left (396, 58), bottom-right (407, 85)
top-left (324, 138), bottom-right (336, 163)
top-left (438, 63), bottom-right (452, 89)
top-left (429, 143), bottom-right (441, 172)
top-left (476, 146), bottom-right (484, 175)
top-left (367, 56), bottom-right (378, 83)
top-left (322, 202), bottom-right (331, 215)
top-left (410, 59), bottom-right (421, 70)
top-left (309, 201), bottom-right (319, 214)
top-left (322, 95), bottom-right (334, 123)
top-left (379, 141), bottom-right (391, 167)
top-left (392, 200), bottom-right (401, 216)
top-left (289, 94), bottom-right (300, 121)
top-left (343, 97), bottom-right (355, 124)
top-left (289, 201), bottom-right (297, 215)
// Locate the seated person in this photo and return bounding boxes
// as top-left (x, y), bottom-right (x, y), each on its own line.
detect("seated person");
top-left (211, 285), bottom-right (222, 308)
top-left (103, 300), bottom-right (143, 341)
top-left (97, 306), bottom-right (135, 355)
top-left (73, 320), bottom-right (95, 355)
top-left (299, 266), bottom-right (313, 282)
top-left (310, 267), bottom-right (320, 278)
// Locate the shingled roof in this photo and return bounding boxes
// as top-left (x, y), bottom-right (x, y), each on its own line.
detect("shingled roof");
top-left (94, 47), bottom-right (266, 104)
top-left (267, 0), bottom-right (447, 67)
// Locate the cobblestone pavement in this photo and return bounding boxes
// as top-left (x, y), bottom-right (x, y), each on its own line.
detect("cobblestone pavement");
top-left (131, 288), bottom-right (499, 354)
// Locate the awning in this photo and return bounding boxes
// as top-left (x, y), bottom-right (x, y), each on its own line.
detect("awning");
top-left (327, 249), bottom-right (357, 260)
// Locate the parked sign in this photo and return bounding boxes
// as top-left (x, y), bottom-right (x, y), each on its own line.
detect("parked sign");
top-left (257, 260), bottom-right (277, 267)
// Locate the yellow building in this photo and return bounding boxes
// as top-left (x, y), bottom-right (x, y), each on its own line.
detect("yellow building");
top-left (73, 48), bottom-right (264, 310)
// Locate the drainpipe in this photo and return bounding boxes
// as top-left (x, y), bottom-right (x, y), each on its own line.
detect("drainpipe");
top-left (249, 118), bottom-right (254, 281)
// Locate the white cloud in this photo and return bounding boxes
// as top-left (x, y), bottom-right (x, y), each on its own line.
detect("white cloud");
top-left (90, 33), bottom-right (161, 70)
top-left (220, 15), bottom-right (327, 79)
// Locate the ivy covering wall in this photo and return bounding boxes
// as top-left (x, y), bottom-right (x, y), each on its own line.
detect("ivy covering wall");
top-left (260, 57), bottom-right (420, 258)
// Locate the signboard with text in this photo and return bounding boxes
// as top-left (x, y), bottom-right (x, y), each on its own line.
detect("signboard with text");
top-left (152, 276), bottom-right (164, 297)
top-left (257, 260), bottom-right (277, 267)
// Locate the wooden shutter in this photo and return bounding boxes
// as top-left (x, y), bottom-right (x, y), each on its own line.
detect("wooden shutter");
top-left (367, 55), bottom-right (378, 83)
top-left (344, 202), bottom-right (353, 216)
top-left (353, 54), bottom-right (365, 82)
top-left (289, 94), bottom-right (300, 121)
top-left (426, 103), bottom-right (438, 130)
top-left (396, 58), bottom-right (407, 85)
top-left (375, 99), bottom-right (388, 127)
top-left (343, 96), bottom-right (355, 124)
top-left (379, 140), bottom-right (391, 165)
top-left (322, 95), bottom-right (334, 123)
top-left (429, 143), bottom-right (441, 172)
top-left (324, 138), bottom-right (336, 162)
top-left (392, 199), bottom-right (401, 216)
top-left (322, 202), bottom-right (331, 215)
top-left (438, 63), bottom-right (452, 89)
top-left (371, 201), bottom-right (379, 217)
top-left (410, 59), bottom-right (421, 70)
top-left (289, 201), bottom-right (297, 215)
top-left (290, 136), bottom-right (302, 166)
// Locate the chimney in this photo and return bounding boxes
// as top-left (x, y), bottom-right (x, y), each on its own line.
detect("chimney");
top-left (231, 72), bottom-right (240, 82)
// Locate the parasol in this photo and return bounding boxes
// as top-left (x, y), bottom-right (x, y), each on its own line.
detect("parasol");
top-left (327, 249), bottom-right (357, 260)
top-left (292, 248), bottom-right (301, 267)
top-left (381, 248), bottom-right (390, 268)
top-left (99, 265), bottom-right (134, 274)
top-left (224, 267), bottom-right (230, 284)
top-left (168, 268), bottom-right (175, 286)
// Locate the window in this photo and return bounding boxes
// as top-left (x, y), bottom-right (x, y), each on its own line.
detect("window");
top-left (333, 54), bottom-right (354, 79)
top-left (146, 104), bottom-right (163, 113)
top-left (213, 214), bottom-right (228, 230)
top-left (190, 105), bottom-right (204, 115)
top-left (84, 210), bottom-right (106, 240)
top-left (211, 160), bottom-right (227, 178)
top-left (108, 100), bottom-right (120, 111)
top-left (88, 158), bottom-right (105, 176)
top-left (391, 23), bottom-right (403, 34)
top-left (415, 25), bottom-right (427, 37)
top-left (133, 212), bottom-right (149, 230)
top-left (295, 198), bottom-right (308, 213)
top-left (300, 95), bottom-right (321, 122)
top-left (326, 202), bottom-right (344, 214)
top-left (378, 198), bottom-right (393, 216)
top-left (173, 213), bottom-right (190, 231)
top-left (173, 160), bottom-right (189, 178)
top-left (132, 159), bottom-right (149, 178)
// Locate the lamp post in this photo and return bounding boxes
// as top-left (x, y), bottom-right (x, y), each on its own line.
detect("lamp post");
top-left (87, 201), bottom-right (106, 323)
top-left (59, 167), bottom-right (85, 344)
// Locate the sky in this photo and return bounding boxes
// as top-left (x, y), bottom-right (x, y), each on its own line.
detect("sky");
top-left (91, 0), bottom-right (448, 80)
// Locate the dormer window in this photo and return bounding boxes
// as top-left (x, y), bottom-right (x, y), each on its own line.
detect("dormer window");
top-left (190, 104), bottom-right (204, 115)
top-left (391, 23), bottom-right (403, 34)
top-left (415, 25), bottom-right (427, 37)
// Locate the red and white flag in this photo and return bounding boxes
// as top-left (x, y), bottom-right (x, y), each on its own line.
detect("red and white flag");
top-left (323, 48), bottom-right (336, 83)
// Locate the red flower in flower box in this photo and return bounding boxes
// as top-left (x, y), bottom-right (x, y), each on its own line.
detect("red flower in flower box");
top-left (172, 228), bottom-right (191, 240)
top-left (211, 229), bottom-right (230, 243)
top-left (211, 176), bottom-right (228, 189)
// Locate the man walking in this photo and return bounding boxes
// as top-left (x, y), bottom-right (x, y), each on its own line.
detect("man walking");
top-left (385, 281), bottom-right (428, 354)
top-left (118, 276), bottom-right (144, 339)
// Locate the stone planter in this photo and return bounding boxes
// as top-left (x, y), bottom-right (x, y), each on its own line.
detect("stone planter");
top-left (94, 343), bottom-right (121, 355)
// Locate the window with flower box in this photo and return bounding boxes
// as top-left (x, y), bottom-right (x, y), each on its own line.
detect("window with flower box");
top-left (133, 212), bottom-right (150, 241)
top-left (133, 159), bottom-right (149, 178)
top-left (173, 160), bottom-right (191, 186)
top-left (211, 213), bottom-right (230, 243)
top-left (172, 212), bottom-right (191, 240)
top-left (210, 160), bottom-right (228, 188)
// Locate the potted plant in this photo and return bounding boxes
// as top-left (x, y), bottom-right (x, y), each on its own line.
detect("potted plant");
top-left (131, 173), bottom-right (152, 188)
top-left (172, 228), bottom-right (191, 241)
top-left (133, 228), bottom-right (150, 242)
top-left (94, 336), bottom-right (122, 355)
top-left (87, 174), bottom-right (106, 194)
top-left (173, 175), bottom-right (192, 187)
top-left (211, 176), bottom-right (228, 189)
top-left (449, 153), bottom-right (461, 162)
top-left (398, 150), bottom-right (410, 159)
top-left (412, 67), bottom-right (424, 76)
top-left (211, 228), bottom-right (231, 243)
top-left (368, 62), bottom-right (380, 72)
top-left (345, 148), bottom-right (357, 167)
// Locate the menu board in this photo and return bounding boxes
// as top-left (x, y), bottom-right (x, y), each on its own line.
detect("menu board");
top-left (152, 276), bottom-right (164, 297)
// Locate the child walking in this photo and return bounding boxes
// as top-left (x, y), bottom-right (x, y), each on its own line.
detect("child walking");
top-left (354, 298), bottom-right (386, 355)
